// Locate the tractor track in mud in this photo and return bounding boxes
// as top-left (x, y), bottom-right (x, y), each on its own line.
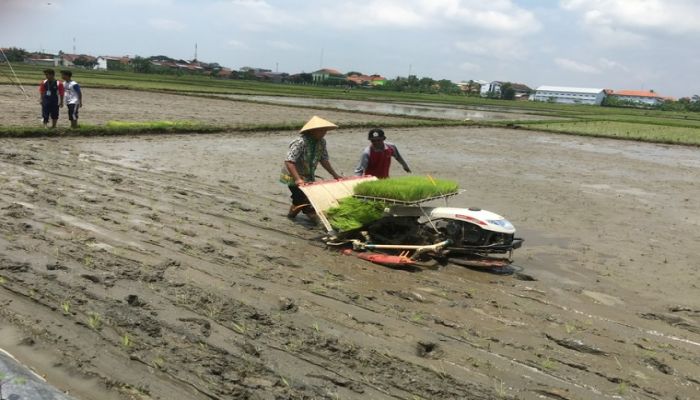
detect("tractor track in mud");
top-left (0, 128), bottom-right (699, 400)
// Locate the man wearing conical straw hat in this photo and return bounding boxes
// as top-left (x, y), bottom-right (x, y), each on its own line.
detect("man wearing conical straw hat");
top-left (281, 116), bottom-right (342, 223)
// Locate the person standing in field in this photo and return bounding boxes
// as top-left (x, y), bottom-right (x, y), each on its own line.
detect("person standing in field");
top-left (354, 128), bottom-right (411, 179)
top-left (39, 69), bottom-right (64, 128)
top-left (61, 70), bottom-right (83, 128)
top-left (281, 116), bottom-right (343, 223)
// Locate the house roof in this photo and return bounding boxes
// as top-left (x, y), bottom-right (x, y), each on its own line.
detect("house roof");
top-left (536, 86), bottom-right (604, 94)
top-left (611, 90), bottom-right (662, 98)
top-left (314, 68), bottom-right (342, 75)
top-left (61, 53), bottom-right (96, 62)
top-left (511, 83), bottom-right (531, 92)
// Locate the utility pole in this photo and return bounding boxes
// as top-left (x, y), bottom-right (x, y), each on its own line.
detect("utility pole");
top-left (276, 62), bottom-right (279, 73)
top-left (194, 42), bottom-right (198, 61)
top-left (408, 64), bottom-right (412, 78)
top-left (73, 37), bottom-right (76, 54)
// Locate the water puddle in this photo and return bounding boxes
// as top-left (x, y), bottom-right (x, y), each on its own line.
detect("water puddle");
top-left (223, 95), bottom-right (555, 121)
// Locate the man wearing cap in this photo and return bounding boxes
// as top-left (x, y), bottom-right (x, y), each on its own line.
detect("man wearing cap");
top-left (281, 116), bottom-right (343, 222)
top-left (354, 128), bottom-right (411, 179)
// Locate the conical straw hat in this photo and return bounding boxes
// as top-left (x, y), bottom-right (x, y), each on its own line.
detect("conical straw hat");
top-left (300, 116), bottom-right (338, 134)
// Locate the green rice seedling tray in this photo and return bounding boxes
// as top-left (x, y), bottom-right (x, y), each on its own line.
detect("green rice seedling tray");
top-left (353, 176), bottom-right (460, 203)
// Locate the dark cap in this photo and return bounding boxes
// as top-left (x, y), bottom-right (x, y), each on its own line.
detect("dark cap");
top-left (368, 128), bottom-right (386, 141)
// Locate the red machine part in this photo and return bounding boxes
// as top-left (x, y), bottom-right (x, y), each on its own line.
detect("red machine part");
top-left (342, 249), bottom-right (415, 266)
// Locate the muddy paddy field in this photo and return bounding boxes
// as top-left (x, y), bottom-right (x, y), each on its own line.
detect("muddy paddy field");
top-left (0, 87), bottom-right (419, 127)
top-left (0, 91), bottom-right (699, 399)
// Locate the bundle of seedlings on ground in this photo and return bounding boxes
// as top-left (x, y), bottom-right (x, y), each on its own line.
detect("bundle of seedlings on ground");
top-left (353, 176), bottom-right (459, 202)
top-left (326, 197), bottom-right (385, 232)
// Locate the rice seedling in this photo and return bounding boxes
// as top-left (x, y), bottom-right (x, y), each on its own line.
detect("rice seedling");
top-left (325, 197), bottom-right (385, 232)
top-left (616, 382), bottom-right (628, 395)
top-left (87, 312), bottom-right (102, 330)
top-left (61, 300), bottom-right (71, 315)
top-left (353, 176), bottom-right (459, 202)
top-left (121, 333), bottom-right (133, 348)
top-left (231, 321), bottom-right (247, 335)
top-left (151, 356), bottom-right (165, 369)
top-left (539, 357), bottom-right (556, 371)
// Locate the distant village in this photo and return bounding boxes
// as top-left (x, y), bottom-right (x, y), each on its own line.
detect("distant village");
top-left (3, 47), bottom-right (698, 109)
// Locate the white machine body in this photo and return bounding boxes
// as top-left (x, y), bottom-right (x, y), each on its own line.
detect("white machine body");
top-left (429, 207), bottom-right (516, 235)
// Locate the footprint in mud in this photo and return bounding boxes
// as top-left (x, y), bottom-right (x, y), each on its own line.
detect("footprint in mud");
top-left (0, 257), bottom-right (30, 273)
top-left (178, 317), bottom-right (212, 338)
top-left (278, 297), bottom-right (298, 312)
top-left (125, 294), bottom-right (147, 307)
top-left (2, 203), bottom-right (33, 219)
top-left (416, 341), bottom-right (444, 359)
top-left (644, 357), bottom-right (674, 375)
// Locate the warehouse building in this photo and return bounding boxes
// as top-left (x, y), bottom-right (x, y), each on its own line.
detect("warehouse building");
top-left (533, 86), bottom-right (606, 105)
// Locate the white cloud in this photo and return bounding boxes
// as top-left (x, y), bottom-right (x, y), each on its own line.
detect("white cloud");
top-left (226, 40), bottom-right (248, 50)
top-left (560, 0), bottom-right (700, 35)
top-left (320, 0), bottom-right (540, 34)
top-left (459, 62), bottom-right (481, 72)
top-left (266, 40), bottom-right (300, 51)
top-left (206, 0), bottom-right (299, 32)
top-left (555, 58), bottom-right (600, 74)
top-left (554, 57), bottom-right (630, 74)
top-left (148, 18), bottom-right (185, 31)
top-left (454, 37), bottom-right (526, 60)
top-left (598, 57), bottom-right (629, 72)
top-left (321, 1), bottom-right (426, 28)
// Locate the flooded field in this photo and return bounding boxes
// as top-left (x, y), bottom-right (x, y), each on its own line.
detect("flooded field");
top-left (0, 87), bottom-right (420, 127)
top-left (0, 124), bottom-right (698, 399)
top-left (222, 94), bottom-right (556, 121)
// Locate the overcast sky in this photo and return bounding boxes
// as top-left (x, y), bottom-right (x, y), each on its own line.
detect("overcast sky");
top-left (2, 0), bottom-right (699, 96)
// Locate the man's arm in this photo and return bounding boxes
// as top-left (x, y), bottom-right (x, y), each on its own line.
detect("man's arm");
top-left (75, 84), bottom-right (83, 107)
top-left (284, 161), bottom-right (305, 187)
top-left (320, 160), bottom-right (342, 179)
top-left (354, 150), bottom-right (370, 176)
top-left (391, 144), bottom-right (411, 172)
top-left (38, 81), bottom-right (44, 105)
top-left (58, 81), bottom-right (65, 108)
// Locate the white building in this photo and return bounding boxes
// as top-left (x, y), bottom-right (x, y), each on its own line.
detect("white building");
top-left (481, 81), bottom-right (532, 99)
top-left (609, 90), bottom-right (669, 106)
top-left (480, 81), bottom-right (501, 97)
top-left (533, 86), bottom-right (606, 105)
top-left (94, 57), bottom-right (108, 70)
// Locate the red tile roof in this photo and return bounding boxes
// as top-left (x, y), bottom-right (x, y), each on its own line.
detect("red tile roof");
top-left (612, 90), bottom-right (662, 98)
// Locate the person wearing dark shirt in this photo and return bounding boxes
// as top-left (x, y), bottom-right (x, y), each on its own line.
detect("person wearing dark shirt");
top-left (38, 69), bottom-right (64, 129)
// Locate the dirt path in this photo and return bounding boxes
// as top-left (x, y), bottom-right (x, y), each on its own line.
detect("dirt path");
top-left (0, 127), bottom-right (698, 399)
top-left (0, 86), bottom-right (418, 127)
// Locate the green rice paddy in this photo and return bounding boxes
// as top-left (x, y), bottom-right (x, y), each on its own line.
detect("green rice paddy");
top-left (519, 120), bottom-right (700, 146)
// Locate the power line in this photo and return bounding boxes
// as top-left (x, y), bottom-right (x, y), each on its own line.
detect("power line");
top-left (0, 48), bottom-right (29, 99)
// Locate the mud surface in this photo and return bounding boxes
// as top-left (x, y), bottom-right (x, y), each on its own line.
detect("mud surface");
top-left (0, 86), bottom-right (418, 127)
top-left (0, 126), bottom-right (699, 399)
